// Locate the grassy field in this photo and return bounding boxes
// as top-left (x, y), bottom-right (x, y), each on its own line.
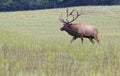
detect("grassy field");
top-left (0, 6), bottom-right (120, 76)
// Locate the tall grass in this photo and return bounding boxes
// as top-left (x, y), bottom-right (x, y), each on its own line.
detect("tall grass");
top-left (0, 6), bottom-right (120, 76)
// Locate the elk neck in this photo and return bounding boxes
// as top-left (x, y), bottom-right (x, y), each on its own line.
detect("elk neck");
top-left (65, 24), bottom-right (78, 37)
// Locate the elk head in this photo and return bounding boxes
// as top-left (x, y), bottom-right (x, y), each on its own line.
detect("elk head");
top-left (59, 9), bottom-right (84, 31)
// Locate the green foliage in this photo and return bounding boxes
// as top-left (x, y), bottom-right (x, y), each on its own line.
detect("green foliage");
top-left (0, 0), bottom-right (120, 11)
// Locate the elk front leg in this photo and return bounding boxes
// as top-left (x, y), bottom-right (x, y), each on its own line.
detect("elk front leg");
top-left (71, 36), bottom-right (77, 43)
top-left (81, 37), bottom-right (83, 44)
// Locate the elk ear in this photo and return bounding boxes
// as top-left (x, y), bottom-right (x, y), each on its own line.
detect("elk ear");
top-left (67, 23), bottom-right (72, 26)
top-left (65, 23), bottom-right (72, 27)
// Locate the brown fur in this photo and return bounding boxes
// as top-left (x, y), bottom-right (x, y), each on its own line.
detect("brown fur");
top-left (60, 23), bottom-right (99, 44)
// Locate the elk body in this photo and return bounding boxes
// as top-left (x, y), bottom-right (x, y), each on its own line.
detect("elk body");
top-left (59, 9), bottom-right (99, 44)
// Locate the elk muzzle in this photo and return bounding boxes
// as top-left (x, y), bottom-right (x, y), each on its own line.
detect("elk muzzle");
top-left (60, 27), bottom-right (64, 31)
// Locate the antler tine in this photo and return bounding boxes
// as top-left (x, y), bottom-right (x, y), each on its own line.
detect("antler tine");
top-left (66, 8), bottom-right (74, 23)
top-left (69, 9), bottom-right (75, 15)
top-left (66, 8), bottom-right (69, 17)
top-left (59, 13), bottom-right (67, 24)
top-left (66, 9), bottom-right (76, 23)
top-left (78, 9), bottom-right (84, 16)
top-left (66, 9), bottom-right (75, 17)
top-left (68, 9), bottom-right (84, 23)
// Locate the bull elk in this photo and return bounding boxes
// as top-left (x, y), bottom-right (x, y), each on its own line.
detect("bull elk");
top-left (59, 9), bottom-right (99, 44)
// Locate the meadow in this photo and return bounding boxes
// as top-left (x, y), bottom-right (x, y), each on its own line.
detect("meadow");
top-left (0, 6), bottom-right (120, 76)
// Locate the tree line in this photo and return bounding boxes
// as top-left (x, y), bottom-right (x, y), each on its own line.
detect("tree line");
top-left (0, 0), bottom-right (120, 11)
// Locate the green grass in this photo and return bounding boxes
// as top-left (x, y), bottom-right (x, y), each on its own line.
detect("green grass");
top-left (0, 6), bottom-right (120, 76)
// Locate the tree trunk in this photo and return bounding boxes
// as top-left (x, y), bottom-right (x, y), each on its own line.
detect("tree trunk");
top-left (53, 0), bottom-right (57, 8)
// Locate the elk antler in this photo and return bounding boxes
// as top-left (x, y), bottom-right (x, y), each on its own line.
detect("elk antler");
top-left (66, 9), bottom-right (75, 17)
top-left (68, 9), bottom-right (84, 23)
top-left (59, 9), bottom-right (84, 24)
top-left (59, 13), bottom-right (67, 24)
top-left (59, 9), bottom-right (74, 24)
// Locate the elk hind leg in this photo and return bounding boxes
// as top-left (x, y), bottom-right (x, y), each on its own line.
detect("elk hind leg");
top-left (94, 34), bottom-right (99, 43)
top-left (94, 37), bottom-right (99, 43)
top-left (89, 38), bottom-right (95, 44)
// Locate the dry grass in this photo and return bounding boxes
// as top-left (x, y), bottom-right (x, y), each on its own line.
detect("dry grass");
top-left (0, 6), bottom-right (120, 76)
